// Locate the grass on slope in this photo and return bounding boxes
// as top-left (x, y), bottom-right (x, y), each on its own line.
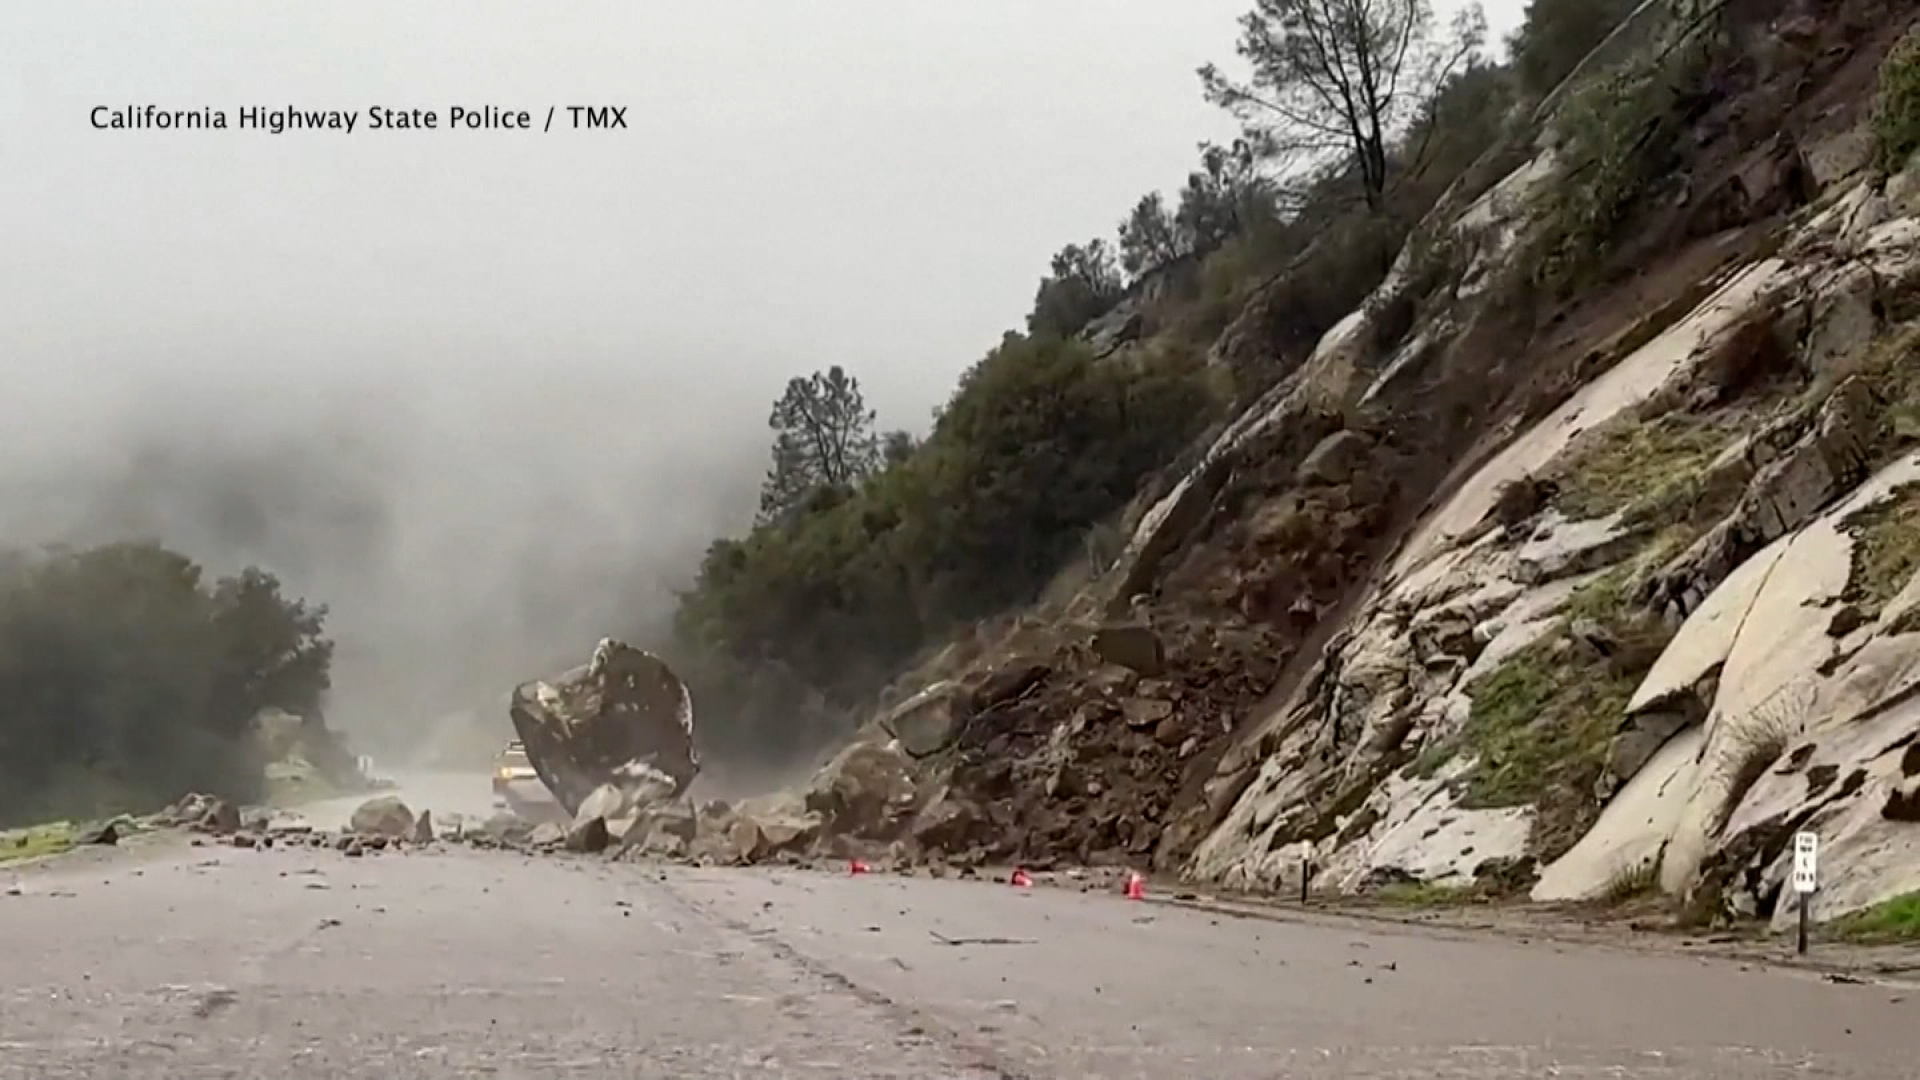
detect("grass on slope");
top-left (1551, 412), bottom-right (1739, 526)
top-left (1411, 565), bottom-right (1673, 865)
top-left (1841, 482), bottom-right (1920, 623)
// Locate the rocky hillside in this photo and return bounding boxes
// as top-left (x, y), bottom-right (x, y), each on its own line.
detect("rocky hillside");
top-left (690, 0), bottom-right (1920, 935)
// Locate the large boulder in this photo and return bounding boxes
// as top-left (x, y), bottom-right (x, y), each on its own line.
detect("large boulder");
top-left (880, 681), bottom-right (970, 757)
top-left (349, 796), bottom-right (415, 838)
top-left (509, 639), bottom-right (698, 818)
top-left (805, 741), bottom-right (918, 839)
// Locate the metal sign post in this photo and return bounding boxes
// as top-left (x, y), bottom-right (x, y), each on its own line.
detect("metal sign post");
top-left (1791, 832), bottom-right (1819, 956)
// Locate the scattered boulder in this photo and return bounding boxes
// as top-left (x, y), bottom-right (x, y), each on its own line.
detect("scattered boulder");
top-left (1490, 477), bottom-right (1557, 533)
top-left (970, 661), bottom-right (1050, 712)
top-left (1122, 697), bottom-right (1175, 729)
top-left (410, 810), bottom-right (435, 845)
top-left (755, 814), bottom-right (824, 856)
top-left (528, 822), bottom-right (566, 848)
top-left (349, 796), bottom-right (416, 839)
top-left (482, 812), bottom-right (534, 846)
top-left (804, 741), bottom-right (918, 840)
top-left (1091, 623), bottom-right (1165, 676)
top-left (75, 820), bottom-right (122, 846)
top-left (203, 802), bottom-right (242, 835)
top-left (1296, 430), bottom-right (1372, 487)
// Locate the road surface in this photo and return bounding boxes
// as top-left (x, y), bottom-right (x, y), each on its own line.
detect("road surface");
top-left (2, 840), bottom-right (1913, 1078)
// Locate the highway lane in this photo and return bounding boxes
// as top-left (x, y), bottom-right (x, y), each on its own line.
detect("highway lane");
top-left (1, 840), bottom-right (1912, 1078)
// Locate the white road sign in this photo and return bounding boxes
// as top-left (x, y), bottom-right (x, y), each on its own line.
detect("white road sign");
top-left (1792, 831), bottom-right (1819, 895)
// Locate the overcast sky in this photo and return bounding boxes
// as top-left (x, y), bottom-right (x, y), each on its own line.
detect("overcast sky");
top-left (0, 1), bottom-right (1526, 749)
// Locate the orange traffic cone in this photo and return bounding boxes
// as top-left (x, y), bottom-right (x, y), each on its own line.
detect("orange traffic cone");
top-left (1009, 867), bottom-right (1034, 888)
top-left (1124, 871), bottom-right (1146, 900)
top-left (849, 859), bottom-right (871, 875)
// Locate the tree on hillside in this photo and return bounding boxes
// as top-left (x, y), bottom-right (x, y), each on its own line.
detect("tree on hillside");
top-left (1119, 192), bottom-right (1188, 277)
top-left (1509, 0), bottom-right (1640, 99)
top-left (1200, 0), bottom-right (1487, 209)
top-left (1027, 239), bottom-right (1126, 339)
top-left (0, 541), bottom-right (334, 824)
top-left (758, 366), bottom-right (881, 525)
top-left (880, 430), bottom-right (917, 468)
top-left (1178, 139), bottom-right (1274, 253)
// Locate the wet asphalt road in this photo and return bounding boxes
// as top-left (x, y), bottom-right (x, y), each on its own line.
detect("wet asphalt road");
top-left (2, 839), bottom-right (1914, 1079)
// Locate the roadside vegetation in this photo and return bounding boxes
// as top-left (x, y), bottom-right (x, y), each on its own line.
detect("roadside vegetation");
top-left (0, 822), bottom-right (74, 865)
top-left (1830, 890), bottom-right (1920, 942)
top-left (1375, 880), bottom-right (1479, 907)
top-left (0, 543), bottom-right (333, 828)
top-left (666, 0), bottom-right (1658, 761)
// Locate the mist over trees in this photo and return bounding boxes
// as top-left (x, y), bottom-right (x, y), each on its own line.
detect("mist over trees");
top-left (0, 541), bottom-right (333, 825)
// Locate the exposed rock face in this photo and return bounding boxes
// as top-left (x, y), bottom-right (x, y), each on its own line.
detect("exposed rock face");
top-left (349, 796), bottom-right (415, 838)
top-left (1538, 453), bottom-right (1920, 918)
top-left (508, 639), bottom-right (697, 818)
top-left (1642, 376), bottom-right (1881, 621)
top-left (1183, 89), bottom-right (1920, 913)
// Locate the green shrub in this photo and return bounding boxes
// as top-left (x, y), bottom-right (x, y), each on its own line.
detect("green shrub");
top-left (1831, 890), bottom-right (1920, 942)
top-left (1875, 27), bottom-right (1920, 171)
top-left (1522, 30), bottom-right (1712, 295)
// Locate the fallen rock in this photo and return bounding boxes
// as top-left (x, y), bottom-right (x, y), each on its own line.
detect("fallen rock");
top-left (1296, 430), bottom-right (1372, 487)
top-left (75, 819), bottom-right (123, 846)
top-left (410, 810), bottom-right (435, 845)
top-left (577, 784), bottom-right (630, 826)
top-left (804, 741), bottom-right (918, 840)
top-left (1883, 778), bottom-right (1920, 823)
top-left (634, 803), bottom-right (698, 845)
top-left (349, 796), bottom-right (416, 839)
top-left (755, 814), bottom-right (823, 856)
top-left (1092, 623), bottom-right (1165, 676)
top-left (565, 816), bottom-right (611, 854)
top-left (509, 639), bottom-right (698, 818)
top-left (199, 800), bottom-right (242, 835)
top-left (528, 822), bottom-right (566, 848)
top-left (881, 681), bottom-right (970, 757)
top-left (482, 812), bottom-right (534, 846)
top-left (1122, 697), bottom-right (1175, 729)
top-left (971, 662), bottom-right (1050, 712)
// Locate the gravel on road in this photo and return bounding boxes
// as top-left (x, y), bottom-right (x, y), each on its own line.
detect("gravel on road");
top-left (2, 841), bottom-right (1913, 1078)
